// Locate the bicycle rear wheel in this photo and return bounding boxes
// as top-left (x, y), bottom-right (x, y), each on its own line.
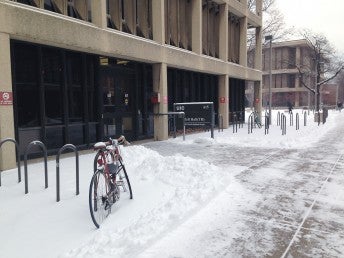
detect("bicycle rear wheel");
top-left (89, 170), bottom-right (111, 228)
top-left (116, 160), bottom-right (133, 200)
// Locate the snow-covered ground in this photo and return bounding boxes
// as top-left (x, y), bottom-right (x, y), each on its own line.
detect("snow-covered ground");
top-left (1, 109), bottom-right (344, 258)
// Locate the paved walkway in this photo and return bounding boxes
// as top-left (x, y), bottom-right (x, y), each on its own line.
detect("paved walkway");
top-left (144, 120), bottom-right (344, 257)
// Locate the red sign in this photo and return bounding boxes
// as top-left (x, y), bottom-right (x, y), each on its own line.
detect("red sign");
top-left (255, 98), bottom-right (260, 103)
top-left (0, 91), bottom-right (13, 105)
top-left (220, 97), bottom-right (226, 104)
top-left (163, 96), bottom-right (168, 104)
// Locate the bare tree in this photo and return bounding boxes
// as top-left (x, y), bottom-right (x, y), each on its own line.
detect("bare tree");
top-left (295, 30), bottom-right (344, 112)
top-left (247, 0), bottom-right (293, 67)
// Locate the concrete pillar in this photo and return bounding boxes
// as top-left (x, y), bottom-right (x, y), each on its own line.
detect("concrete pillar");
top-left (152, 0), bottom-right (165, 44)
top-left (191, 0), bottom-right (202, 54)
top-left (239, 17), bottom-right (247, 67)
top-left (295, 46), bottom-right (301, 66)
top-left (91, 0), bottom-right (107, 29)
top-left (256, 0), bottom-right (263, 16)
top-left (219, 4), bottom-right (228, 62)
top-left (254, 26), bottom-right (262, 70)
top-left (0, 33), bottom-right (16, 170)
top-left (153, 63), bottom-right (168, 141)
top-left (295, 92), bottom-right (300, 107)
top-left (254, 80), bottom-right (262, 115)
top-left (218, 75), bottom-right (229, 129)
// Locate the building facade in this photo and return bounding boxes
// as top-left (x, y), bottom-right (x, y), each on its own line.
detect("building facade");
top-left (0, 0), bottom-right (262, 169)
top-left (248, 40), bottom-right (316, 109)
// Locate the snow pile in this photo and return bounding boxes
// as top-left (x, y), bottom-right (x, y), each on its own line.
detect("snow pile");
top-left (63, 145), bottom-right (231, 257)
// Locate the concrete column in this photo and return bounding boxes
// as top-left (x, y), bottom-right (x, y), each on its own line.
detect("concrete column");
top-left (91, 0), bottom-right (107, 29)
top-left (295, 46), bottom-right (301, 67)
top-left (153, 63), bottom-right (168, 141)
top-left (256, 0), bottom-right (262, 16)
top-left (254, 80), bottom-right (262, 115)
top-left (219, 4), bottom-right (228, 62)
top-left (191, 0), bottom-right (202, 55)
top-left (295, 93), bottom-right (300, 107)
top-left (0, 33), bottom-right (16, 170)
top-left (239, 17), bottom-right (247, 67)
top-left (218, 75), bottom-right (229, 129)
top-left (152, 0), bottom-right (165, 44)
top-left (254, 26), bottom-right (262, 70)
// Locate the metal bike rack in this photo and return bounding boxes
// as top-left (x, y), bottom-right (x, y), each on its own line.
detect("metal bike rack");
top-left (289, 112), bottom-right (293, 126)
top-left (265, 115), bottom-right (269, 135)
top-left (56, 144), bottom-right (79, 202)
top-left (218, 114), bottom-right (223, 132)
top-left (295, 113), bottom-right (300, 130)
top-left (0, 138), bottom-right (21, 186)
top-left (281, 114), bottom-right (287, 135)
top-left (304, 111), bottom-right (307, 126)
top-left (24, 141), bottom-right (48, 194)
top-left (238, 111), bottom-right (244, 128)
top-left (156, 112), bottom-right (185, 141)
top-left (277, 111), bottom-right (281, 126)
top-left (248, 112), bottom-right (254, 134)
top-left (232, 113), bottom-right (238, 133)
top-left (296, 113), bottom-right (300, 130)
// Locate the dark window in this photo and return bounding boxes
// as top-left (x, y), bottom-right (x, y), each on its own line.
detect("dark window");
top-left (67, 0), bottom-right (83, 20)
top-left (14, 43), bottom-right (40, 127)
top-left (44, 0), bottom-right (62, 13)
top-left (67, 53), bottom-right (84, 123)
top-left (87, 56), bottom-right (97, 122)
top-left (42, 48), bottom-right (63, 125)
top-left (17, 0), bottom-right (37, 7)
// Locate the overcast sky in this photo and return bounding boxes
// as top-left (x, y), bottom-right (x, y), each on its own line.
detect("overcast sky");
top-left (275, 0), bottom-right (344, 54)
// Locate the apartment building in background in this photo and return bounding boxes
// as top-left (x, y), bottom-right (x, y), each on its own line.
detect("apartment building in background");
top-left (0, 0), bottom-right (262, 170)
top-left (247, 39), bottom-right (318, 109)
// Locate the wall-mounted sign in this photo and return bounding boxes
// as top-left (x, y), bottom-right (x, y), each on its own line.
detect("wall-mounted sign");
top-left (220, 97), bottom-right (226, 103)
top-left (0, 91), bottom-right (13, 105)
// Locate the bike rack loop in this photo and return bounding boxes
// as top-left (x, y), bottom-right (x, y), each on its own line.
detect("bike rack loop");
top-left (290, 112), bottom-right (293, 126)
top-left (265, 115), bottom-right (269, 135)
top-left (232, 113), bottom-right (238, 133)
top-left (56, 144), bottom-right (79, 202)
top-left (280, 114), bottom-right (285, 135)
top-left (0, 138), bottom-right (21, 186)
top-left (218, 114), bottom-right (223, 132)
top-left (24, 141), bottom-right (48, 194)
top-left (304, 111), bottom-right (307, 126)
top-left (277, 111), bottom-right (281, 126)
top-left (296, 113), bottom-right (300, 130)
top-left (248, 112), bottom-right (254, 134)
top-left (238, 111), bottom-right (244, 128)
top-left (282, 114), bottom-right (287, 135)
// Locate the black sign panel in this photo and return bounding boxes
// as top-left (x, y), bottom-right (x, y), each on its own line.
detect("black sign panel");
top-left (174, 102), bottom-right (214, 126)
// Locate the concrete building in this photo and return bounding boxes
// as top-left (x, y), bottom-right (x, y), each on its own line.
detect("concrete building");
top-left (247, 39), bottom-right (316, 109)
top-left (0, 0), bottom-right (262, 170)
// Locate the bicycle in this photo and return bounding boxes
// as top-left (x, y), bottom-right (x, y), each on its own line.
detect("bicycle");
top-left (89, 135), bottom-right (133, 228)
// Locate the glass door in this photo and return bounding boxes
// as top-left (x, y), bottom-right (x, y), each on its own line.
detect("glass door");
top-left (101, 67), bottom-right (135, 140)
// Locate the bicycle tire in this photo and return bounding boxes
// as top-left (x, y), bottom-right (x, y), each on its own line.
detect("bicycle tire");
top-left (116, 160), bottom-right (133, 200)
top-left (89, 170), bottom-right (111, 228)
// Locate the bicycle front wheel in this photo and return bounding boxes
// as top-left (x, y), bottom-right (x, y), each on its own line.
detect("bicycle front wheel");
top-left (116, 160), bottom-right (133, 200)
top-left (89, 170), bottom-right (111, 228)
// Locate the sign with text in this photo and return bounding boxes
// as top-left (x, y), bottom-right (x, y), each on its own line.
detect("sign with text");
top-left (174, 102), bottom-right (214, 126)
top-left (0, 91), bottom-right (13, 105)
